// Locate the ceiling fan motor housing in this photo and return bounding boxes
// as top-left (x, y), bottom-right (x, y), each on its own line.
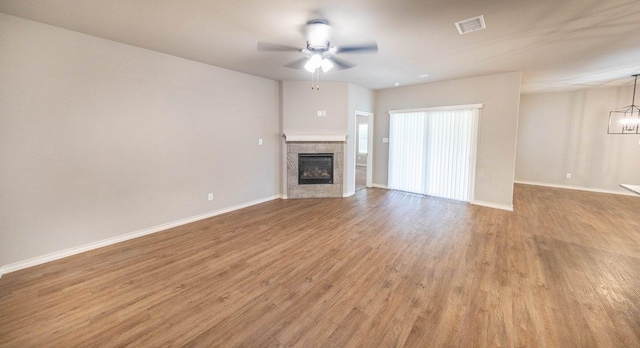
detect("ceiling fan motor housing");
top-left (306, 20), bottom-right (331, 50)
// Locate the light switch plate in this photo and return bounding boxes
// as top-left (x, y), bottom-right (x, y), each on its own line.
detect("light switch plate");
top-left (383, 138), bottom-right (389, 143)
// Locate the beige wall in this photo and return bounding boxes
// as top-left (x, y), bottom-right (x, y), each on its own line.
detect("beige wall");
top-left (516, 86), bottom-right (640, 192)
top-left (0, 14), bottom-right (280, 267)
top-left (374, 72), bottom-right (522, 208)
top-left (282, 81), bottom-right (348, 134)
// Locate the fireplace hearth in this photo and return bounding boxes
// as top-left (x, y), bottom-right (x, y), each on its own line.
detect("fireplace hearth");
top-left (298, 153), bottom-right (333, 185)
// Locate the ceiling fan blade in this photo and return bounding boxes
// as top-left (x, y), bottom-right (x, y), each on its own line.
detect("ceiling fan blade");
top-left (328, 57), bottom-right (354, 70)
top-left (257, 42), bottom-right (302, 52)
top-left (336, 42), bottom-right (378, 54)
top-left (284, 57), bottom-right (309, 69)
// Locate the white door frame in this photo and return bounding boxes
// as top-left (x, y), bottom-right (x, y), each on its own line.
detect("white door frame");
top-left (354, 111), bottom-right (374, 188)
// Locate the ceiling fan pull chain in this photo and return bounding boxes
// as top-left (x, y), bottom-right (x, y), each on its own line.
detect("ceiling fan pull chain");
top-left (311, 69), bottom-right (320, 90)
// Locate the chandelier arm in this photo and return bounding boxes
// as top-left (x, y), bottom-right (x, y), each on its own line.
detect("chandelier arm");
top-left (633, 75), bottom-right (638, 107)
top-left (607, 74), bottom-right (640, 134)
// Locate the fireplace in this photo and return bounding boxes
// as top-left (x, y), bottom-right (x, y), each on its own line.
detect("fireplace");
top-left (298, 153), bottom-right (333, 185)
top-left (285, 136), bottom-right (344, 198)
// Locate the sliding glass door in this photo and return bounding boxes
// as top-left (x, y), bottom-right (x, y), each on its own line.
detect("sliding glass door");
top-left (388, 112), bottom-right (427, 194)
top-left (388, 106), bottom-right (479, 202)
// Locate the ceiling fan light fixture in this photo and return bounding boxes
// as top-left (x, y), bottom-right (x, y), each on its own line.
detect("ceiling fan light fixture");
top-left (304, 54), bottom-right (323, 73)
top-left (321, 58), bottom-right (334, 73)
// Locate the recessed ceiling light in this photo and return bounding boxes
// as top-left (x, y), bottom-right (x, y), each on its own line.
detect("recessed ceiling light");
top-left (418, 74), bottom-right (429, 78)
top-left (394, 83), bottom-right (400, 87)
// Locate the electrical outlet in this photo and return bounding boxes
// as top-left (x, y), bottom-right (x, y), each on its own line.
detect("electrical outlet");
top-left (258, 138), bottom-right (263, 145)
top-left (207, 193), bottom-right (213, 201)
top-left (566, 173), bottom-right (572, 179)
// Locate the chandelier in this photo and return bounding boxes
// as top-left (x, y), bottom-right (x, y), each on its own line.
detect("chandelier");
top-left (608, 74), bottom-right (640, 134)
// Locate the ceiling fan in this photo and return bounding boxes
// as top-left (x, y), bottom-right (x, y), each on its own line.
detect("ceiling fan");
top-left (257, 19), bottom-right (378, 73)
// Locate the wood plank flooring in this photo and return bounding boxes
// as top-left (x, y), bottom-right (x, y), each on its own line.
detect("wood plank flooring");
top-left (1, 184), bottom-right (640, 347)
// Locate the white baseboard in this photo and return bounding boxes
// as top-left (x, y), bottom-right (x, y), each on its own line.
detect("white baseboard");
top-left (514, 180), bottom-right (637, 197)
top-left (0, 195), bottom-right (280, 278)
top-left (356, 164), bottom-right (367, 167)
top-left (371, 183), bottom-right (389, 189)
top-left (471, 200), bottom-right (514, 211)
top-left (343, 190), bottom-right (355, 197)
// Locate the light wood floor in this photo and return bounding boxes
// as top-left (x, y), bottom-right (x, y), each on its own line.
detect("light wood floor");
top-left (1, 185), bottom-right (640, 347)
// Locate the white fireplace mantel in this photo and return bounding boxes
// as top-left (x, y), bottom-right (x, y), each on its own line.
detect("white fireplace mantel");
top-left (283, 133), bottom-right (348, 142)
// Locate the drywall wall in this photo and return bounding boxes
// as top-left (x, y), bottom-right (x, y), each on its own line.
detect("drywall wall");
top-left (347, 84), bottom-right (375, 195)
top-left (0, 14), bottom-right (280, 267)
top-left (282, 81), bottom-right (349, 134)
top-left (516, 86), bottom-right (640, 192)
top-left (374, 72), bottom-right (522, 208)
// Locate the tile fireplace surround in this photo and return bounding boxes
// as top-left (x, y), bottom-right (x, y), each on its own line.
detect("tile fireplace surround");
top-left (285, 134), bottom-right (346, 199)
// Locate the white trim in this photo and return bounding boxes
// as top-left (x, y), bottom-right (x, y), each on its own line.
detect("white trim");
top-left (471, 200), bottom-right (514, 211)
top-left (283, 133), bottom-right (347, 142)
top-left (353, 110), bottom-right (374, 190)
top-left (372, 183), bottom-right (389, 189)
top-left (467, 109), bottom-right (480, 202)
top-left (343, 190), bottom-right (355, 197)
top-left (620, 184), bottom-right (640, 196)
top-left (0, 195), bottom-right (281, 278)
top-left (366, 113), bottom-right (374, 188)
top-left (515, 180), bottom-right (638, 197)
top-left (356, 163), bottom-right (367, 167)
top-left (389, 104), bottom-right (483, 114)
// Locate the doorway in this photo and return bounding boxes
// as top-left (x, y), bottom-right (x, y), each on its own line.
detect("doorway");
top-left (354, 111), bottom-right (373, 192)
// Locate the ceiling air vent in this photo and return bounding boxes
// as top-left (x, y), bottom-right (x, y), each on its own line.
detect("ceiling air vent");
top-left (455, 15), bottom-right (486, 35)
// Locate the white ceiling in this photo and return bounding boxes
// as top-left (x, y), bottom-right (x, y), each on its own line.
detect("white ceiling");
top-left (1, 0), bottom-right (639, 93)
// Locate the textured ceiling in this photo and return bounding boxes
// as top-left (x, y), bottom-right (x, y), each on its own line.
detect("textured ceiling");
top-left (1, 0), bottom-right (639, 93)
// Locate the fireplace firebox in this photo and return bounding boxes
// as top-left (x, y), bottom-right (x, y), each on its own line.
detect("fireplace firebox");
top-left (298, 153), bottom-right (334, 185)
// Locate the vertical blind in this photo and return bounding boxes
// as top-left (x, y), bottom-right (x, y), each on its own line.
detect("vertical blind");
top-left (388, 107), bottom-right (479, 202)
top-left (388, 112), bottom-right (426, 194)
